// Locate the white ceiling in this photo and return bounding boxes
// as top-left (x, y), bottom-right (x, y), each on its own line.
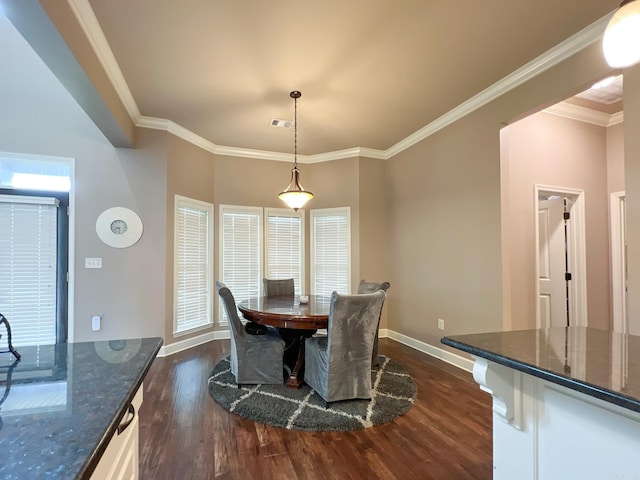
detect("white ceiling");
top-left (22, 1), bottom-right (628, 155)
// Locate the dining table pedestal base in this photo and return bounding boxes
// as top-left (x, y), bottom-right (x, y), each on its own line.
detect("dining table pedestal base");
top-left (280, 328), bottom-right (316, 389)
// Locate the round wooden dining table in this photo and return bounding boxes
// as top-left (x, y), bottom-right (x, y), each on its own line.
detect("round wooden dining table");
top-left (238, 295), bottom-right (331, 388)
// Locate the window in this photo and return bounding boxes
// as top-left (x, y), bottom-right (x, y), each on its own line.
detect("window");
top-left (173, 195), bottom-right (214, 335)
top-left (219, 205), bottom-right (262, 323)
top-left (0, 152), bottom-right (71, 345)
top-left (0, 195), bottom-right (60, 346)
top-left (310, 207), bottom-right (351, 296)
top-left (265, 208), bottom-right (304, 295)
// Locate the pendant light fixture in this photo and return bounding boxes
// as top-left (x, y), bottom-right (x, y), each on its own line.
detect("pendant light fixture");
top-left (603, 0), bottom-right (640, 68)
top-left (279, 91), bottom-right (313, 211)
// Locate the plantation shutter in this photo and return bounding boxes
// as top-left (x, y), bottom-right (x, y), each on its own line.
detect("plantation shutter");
top-left (0, 195), bottom-right (58, 346)
top-left (220, 206), bottom-right (262, 323)
top-left (310, 207), bottom-right (351, 296)
top-left (265, 208), bottom-right (304, 295)
top-left (174, 196), bottom-right (213, 334)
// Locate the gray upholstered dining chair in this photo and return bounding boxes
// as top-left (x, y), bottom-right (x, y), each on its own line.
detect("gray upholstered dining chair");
top-left (263, 278), bottom-right (295, 296)
top-left (216, 281), bottom-right (285, 385)
top-left (357, 279), bottom-right (391, 366)
top-left (304, 290), bottom-right (386, 405)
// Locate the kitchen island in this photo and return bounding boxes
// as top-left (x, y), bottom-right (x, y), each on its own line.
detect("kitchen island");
top-left (442, 327), bottom-right (640, 480)
top-left (0, 337), bottom-right (162, 479)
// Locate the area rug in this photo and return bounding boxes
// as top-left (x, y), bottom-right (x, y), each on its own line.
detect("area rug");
top-left (207, 355), bottom-right (417, 431)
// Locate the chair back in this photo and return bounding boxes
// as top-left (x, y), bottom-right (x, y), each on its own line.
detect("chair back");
top-left (215, 281), bottom-right (246, 340)
top-left (357, 279), bottom-right (391, 294)
top-left (263, 278), bottom-right (295, 296)
top-left (326, 290), bottom-right (386, 366)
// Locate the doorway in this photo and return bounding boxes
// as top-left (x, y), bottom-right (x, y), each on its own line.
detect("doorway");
top-left (535, 185), bottom-right (587, 328)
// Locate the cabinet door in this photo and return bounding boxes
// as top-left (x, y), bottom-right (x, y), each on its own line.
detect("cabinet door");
top-left (91, 386), bottom-right (143, 480)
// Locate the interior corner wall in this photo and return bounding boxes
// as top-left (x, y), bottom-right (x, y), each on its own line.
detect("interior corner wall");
top-left (165, 134), bottom-right (216, 345)
top-left (358, 157), bottom-right (390, 328)
top-left (503, 112), bottom-right (610, 331)
top-left (386, 40), bottom-right (615, 352)
top-left (623, 64), bottom-right (640, 336)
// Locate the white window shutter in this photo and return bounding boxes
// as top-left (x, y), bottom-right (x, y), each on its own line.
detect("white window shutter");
top-left (265, 208), bottom-right (304, 295)
top-left (219, 206), bottom-right (262, 323)
top-left (310, 207), bottom-right (351, 296)
top-left (0, 196), bottom-right (58, 346)
top-left (174, 196), bottom-right (213, 335)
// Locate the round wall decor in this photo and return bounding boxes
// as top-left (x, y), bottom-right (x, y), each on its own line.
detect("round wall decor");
top-left (96, 207), bottom-right (143, 248)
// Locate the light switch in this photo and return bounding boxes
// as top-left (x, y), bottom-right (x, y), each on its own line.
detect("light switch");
top-left (85, 257), bottom-right (102, 269)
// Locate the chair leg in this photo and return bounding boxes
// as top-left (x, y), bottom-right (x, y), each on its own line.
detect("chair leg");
top-left (324, 401), bottom-right (332, 409)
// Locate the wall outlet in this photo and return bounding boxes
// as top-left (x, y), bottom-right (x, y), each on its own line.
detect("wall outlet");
top-left (437, 318), bottom-right (445, 330)
top-left (92, 315), bottom-right (101, 331)
top-left (85, 257), bottom-right (102, 269)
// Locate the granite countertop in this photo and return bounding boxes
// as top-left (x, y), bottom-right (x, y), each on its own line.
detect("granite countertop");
top-left (442, 327), bottom-right (640, 414)
top-left (0, 337), bottom-right (162, 479)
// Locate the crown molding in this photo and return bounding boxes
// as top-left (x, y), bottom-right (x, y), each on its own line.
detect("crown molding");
top-left (543, 102), bottom-right (621, 127)
top-left (69, 0), bottom-right (612, 162)
top-left (386, 14), bottom-right (611, 158)
top-left (66, 0), bottom-right (140, 120)
top-left (608, 111), bottom-right (624, 127)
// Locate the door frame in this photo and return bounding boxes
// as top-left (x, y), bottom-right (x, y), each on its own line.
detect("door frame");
top-left (534, 185), bottom-right (588, 328)
top-left (610, 191), bottom-right (627, 334)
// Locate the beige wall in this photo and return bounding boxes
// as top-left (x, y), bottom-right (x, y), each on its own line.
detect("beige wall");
top-left (388, 109), bottom-right (504, 346)
top-left (387, 41), bottom-right (615, 354)
top-left (358, 157), bottom-right (390, 328)
top-left (607, 122), bottom-right (625, 195)
top-left (624, 64), bottom-right (640, 335)
top-left (165, 134), bottom-right (216, 342)
top-left (502, 112), bottom-right (610, 330)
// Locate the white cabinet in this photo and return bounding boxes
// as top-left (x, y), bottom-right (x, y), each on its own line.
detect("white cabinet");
top-left (473, 358), bottom-right (640, 480)
top-left (91, 385), bottom-right (143, 480)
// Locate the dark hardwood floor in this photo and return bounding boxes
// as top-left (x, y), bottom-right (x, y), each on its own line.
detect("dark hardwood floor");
top-left (138, 338), bottom-right (493, 479)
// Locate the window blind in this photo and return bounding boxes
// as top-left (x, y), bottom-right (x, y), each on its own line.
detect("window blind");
top-left (265, 208), bottom-right (304, 295)
top-left (0, 195), bottom-right (58, 346)
top-left (174, 196), bottom-right (213, 335)
top-left (220, 206), bottom-right (262, 323)
top-left (310, 207), bottom-right (351, 296)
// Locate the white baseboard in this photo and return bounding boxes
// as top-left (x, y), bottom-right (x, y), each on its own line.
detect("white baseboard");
top-left (383, 329), bottom-right (474, 373)
top-left (158, 329), bottom-right (230, 357)
top-left (158, 326), bottom-right (472, 373)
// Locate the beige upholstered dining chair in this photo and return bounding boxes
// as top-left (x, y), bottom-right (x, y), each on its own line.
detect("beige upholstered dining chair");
top-left (304, 290), bottom-right (386, 406)
top-left (216, 281), bottom-right (285, 386)
top-left (263, 278), bottom-right (295, 296)
top-left (357, 279), bottom-right (391, 366)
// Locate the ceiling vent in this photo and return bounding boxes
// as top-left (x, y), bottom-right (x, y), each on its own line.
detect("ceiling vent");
top-left (270, 118), bottom-right (293, 128)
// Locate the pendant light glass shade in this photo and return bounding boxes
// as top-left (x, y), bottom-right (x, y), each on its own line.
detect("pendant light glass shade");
top-left (279, 167), bottom-right (314, 210)
top-left (279, 91), bottom-right (313, 211)
top-left (603, 0), bottom-right (640, 68)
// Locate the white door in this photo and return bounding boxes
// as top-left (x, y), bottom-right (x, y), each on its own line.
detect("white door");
top-left (538, 197), bottom-right (567, 328)
top-left (610, 192), bottom-right (628, 333)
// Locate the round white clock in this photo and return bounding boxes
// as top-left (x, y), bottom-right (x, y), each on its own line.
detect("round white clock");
top-left (96, 207), bottom-right (143, 248)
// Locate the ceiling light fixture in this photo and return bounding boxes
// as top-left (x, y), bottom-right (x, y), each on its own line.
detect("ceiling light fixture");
top-left (279, 91), bottom-right (313, 211)
top-left (603, 0), bottom-right (640, 68)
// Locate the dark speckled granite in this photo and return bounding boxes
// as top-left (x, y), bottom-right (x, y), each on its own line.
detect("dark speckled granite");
top-left (442, 327), bottom-right (640, 414)
top-left (0, 337), bottom-right (162, 479)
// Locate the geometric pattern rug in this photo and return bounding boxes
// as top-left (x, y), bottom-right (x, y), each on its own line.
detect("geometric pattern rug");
top-left (207, 355), bottom-right (417, 431)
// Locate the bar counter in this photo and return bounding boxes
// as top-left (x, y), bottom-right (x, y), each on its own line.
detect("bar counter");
top-left (442, 326), bottom-right (640, 413)
top-left (0, 337), bottom-right (162, 479)
top-left (442, 327), bottom-right (640, 480)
